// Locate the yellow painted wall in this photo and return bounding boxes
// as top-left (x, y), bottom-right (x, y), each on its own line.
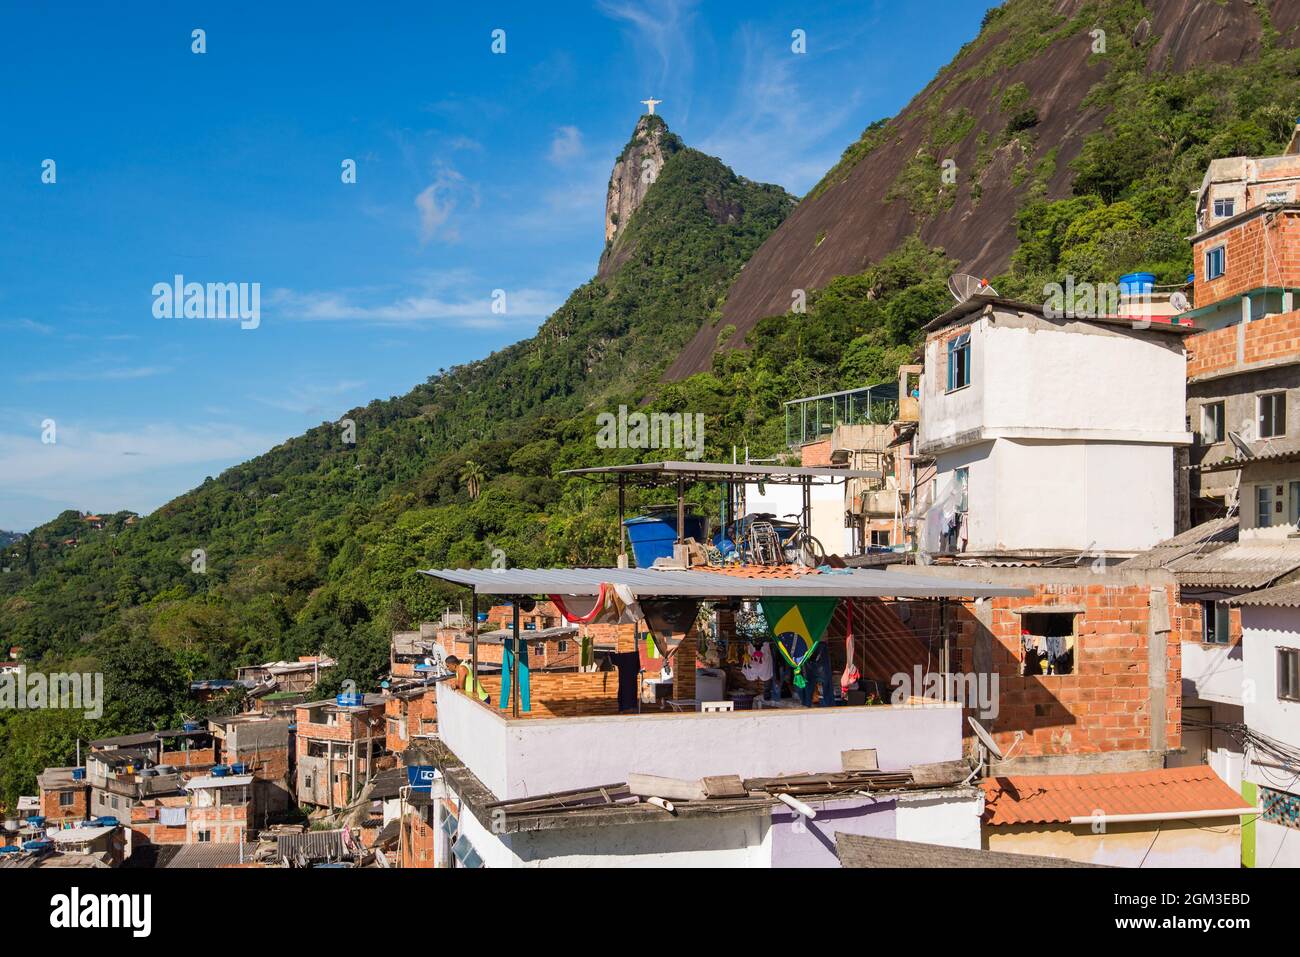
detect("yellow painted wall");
top-left (984, 818), bottom-right (1243, 868)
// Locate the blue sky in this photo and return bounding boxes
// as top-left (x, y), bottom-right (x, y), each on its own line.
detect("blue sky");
top-left (1, 0), bottom-right (985, 532)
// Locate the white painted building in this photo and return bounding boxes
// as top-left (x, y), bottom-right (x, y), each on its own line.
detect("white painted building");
top-left (917, 298), bottom-right (1193, 560)
top-left (428, 680), bottom-right (983, 868)
top-left (1228, 585), bottom-right (1300, 868)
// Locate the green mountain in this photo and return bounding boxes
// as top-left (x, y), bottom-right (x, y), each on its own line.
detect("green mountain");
top-left (6, 0), bottom-right (1300, 805)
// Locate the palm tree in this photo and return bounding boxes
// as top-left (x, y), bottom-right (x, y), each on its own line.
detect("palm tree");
top-left (460, 460), bottom-right (486, 500)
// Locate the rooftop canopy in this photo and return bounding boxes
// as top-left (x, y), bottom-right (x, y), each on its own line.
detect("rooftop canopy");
top-left (419, 566), bottom-right (1030, 600)
top-left (560, 460), bottom-right (879, 486)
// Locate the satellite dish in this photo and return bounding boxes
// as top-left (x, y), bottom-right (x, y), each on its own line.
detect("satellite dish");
top-left (967, 716), bottom-right (1004, 760)
top-left (1170, 290), bottom-right (1190, 313)
top-left (948, 273), bottom-right (999, 303)
top-left (1228, 431), bottom-right (1256, 460)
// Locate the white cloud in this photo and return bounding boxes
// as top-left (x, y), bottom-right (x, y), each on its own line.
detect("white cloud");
top-left (269, 276), bottom-right (563, 329)
top-left (598, 0), bottom-right (699, 88)
top-left (21, 364), bottom-right (171, 384)
top-left (0, 420), bottom-right (284, 531)
top-left (549, 125), bottom-right (585, 164)
top-left (415, 166), bottom-right (466, 243)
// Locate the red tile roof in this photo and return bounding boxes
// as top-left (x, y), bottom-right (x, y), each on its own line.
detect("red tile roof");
top-left (693, 564), bottom-right (819, 579)
top-left (980, 767), bottom-right (1253, 826)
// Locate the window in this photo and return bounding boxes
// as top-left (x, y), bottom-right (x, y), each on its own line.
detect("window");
top-left (1257, 485), bottom-right (1273, 528)
top-left (1202, 402), bottom-right (1225, 444)
top-left (1260, 392), bottom-right (1287, 438)
top-left (556, 640), bottom-right (569, 653)
top-left (941, 469), bottom-right (969, 553)
top-left (946, 332), bottom-right (971, 392)
top-left (1205, 245), bottom-right (1226, 281)
top-left (534, 644), bottom-right (544, 656)
top-left (197, 830), bottom-right (212, 843)
top-left (870, 529), bottom-right (892, 547)
top-left (1280, 647), bottom-right (1300, 702)
top-left (1213, 197), bottom-right (1235, 219)
top-left (1020, 612), bottom-right (1077, 676)
top-left (59, 791), bottom-right (75, 807)
top-left (1201, 601), bottom-right (1230, 645)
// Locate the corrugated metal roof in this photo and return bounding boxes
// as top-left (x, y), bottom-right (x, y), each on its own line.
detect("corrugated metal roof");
top-left (980, 767), bottom-right (1253, 826)
top-left (166, 843), bottom-right (259, 868)
top-left (276, 829), bottom-right (347, 861)
top-left (561, 460), bottom-right (880, 483)
top-left (419, 566), bottom-right (1032, 599)
top-left (1168, 541), bottom-right (1300, 589)
top-left (836, 833), bottom-right (1108, 868)
top-left (1228, 580), bottom-right (1300, 608)
top-left (1120, 516), bottom-right (1239, 570)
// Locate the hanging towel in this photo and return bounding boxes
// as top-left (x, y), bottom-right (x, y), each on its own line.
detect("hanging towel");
top-left (499, 641), bottom-right (531, 712)
top-left (840, 600), bottom-right (860, 692)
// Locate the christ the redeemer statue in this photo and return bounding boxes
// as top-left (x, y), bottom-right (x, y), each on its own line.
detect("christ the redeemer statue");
top-left (641, 97), bottom-right (662, 115)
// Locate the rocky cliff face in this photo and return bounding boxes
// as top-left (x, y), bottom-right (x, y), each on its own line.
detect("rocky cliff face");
top-left (663, 0), bottom-right (1300, 380)
top-left (598, 114), bottom-right (681, 278)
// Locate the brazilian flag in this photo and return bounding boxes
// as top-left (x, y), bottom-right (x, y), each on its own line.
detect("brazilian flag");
top-left (760, 597), bottom-right (839, 688)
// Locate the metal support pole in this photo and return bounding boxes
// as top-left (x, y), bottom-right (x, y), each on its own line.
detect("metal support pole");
top-left (618, 475), bottom-right (628, 567)
top-left (802, 477), bottom-right (812, 542)
top-left (511, 600), bottom-right (521, 718)
top-left (940, 598), bottom-right (951, 702)
top-left (676, 477), bottom-right (686, 546)
top-left (470, 589), bottom-right (479, 693)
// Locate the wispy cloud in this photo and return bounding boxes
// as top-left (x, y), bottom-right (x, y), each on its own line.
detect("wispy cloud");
top-left (548, 125), bottom-right (585, 165)
top-left (415, 165), bottom-right (466, 243)
top-left (21, 360), bottom-right (171, 384)
top-left (697, 26), bottom-right (862, 192)
top-left (251, 379), bottom-right (368, 417)
top-left (598, 0), bottom-right (700, 88)
top-left (269, 272), bottom-right (563, 329)
top-left (2, 318), bottom-right (55, 335)
top-left (0, 420), bottom-right (284, 530)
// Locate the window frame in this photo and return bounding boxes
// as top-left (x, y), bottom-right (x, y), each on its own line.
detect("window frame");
top-left (1201, 600), bottom-right (1231, 645)
top-left (1279, 647), bottom-right (1300, 703)
top-left (1205, 245), bottom-right (1227, 281)
top-left (1213, 197), bottom-right (1236, 219)
top-left (945, 332), bottom-right (971, 393)
top-left (1257, 485), bottom-right (1273, 528)
top-left (1259, 391), bottom-right (1287, 439)
top-left (1202, 401), bottom-right (1225, 444)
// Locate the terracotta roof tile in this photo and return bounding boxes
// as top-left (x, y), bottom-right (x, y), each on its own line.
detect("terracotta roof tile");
top-left (980, 766), bottom-right (1253, 826)
top-left (691, 564), bottom-right (820, 579)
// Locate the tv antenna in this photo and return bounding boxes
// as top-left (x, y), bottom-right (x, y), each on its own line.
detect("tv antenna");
top-left (948, 273), bottom-right (999, 303)
top-left (964, 716), bottom-right (1022, 784)
top-left (1228, 430), bottom-right (1256, 461)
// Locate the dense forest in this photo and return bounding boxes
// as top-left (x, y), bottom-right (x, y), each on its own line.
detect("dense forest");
top-left (4, 0), bottom-right (1300, 805)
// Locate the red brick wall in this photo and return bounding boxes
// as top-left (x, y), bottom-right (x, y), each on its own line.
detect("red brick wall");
top-left (40, 786), bottom-right (88, 822)
top-left (1194, 210), bottom-right (1300, 310)
top-left (386, 691), bottom-right (437, 752)
top-left (475, 671), bottom-right (622, 718)
top-left (1187, 308), bottom-right (1300, 378)
top-left (953, 583), bottom-right (1182, 758)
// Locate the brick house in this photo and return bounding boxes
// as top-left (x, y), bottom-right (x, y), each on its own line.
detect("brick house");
top-left (36, 767), bottom-right (89, 822)
top-left (294, 694), bottom-right (388, 810)
top-left (184, 774), bottom-right (255, 844)
top-left (385, 686), bottom-right (438, 753)
top-left (208, 714), bottom-right (294, 813)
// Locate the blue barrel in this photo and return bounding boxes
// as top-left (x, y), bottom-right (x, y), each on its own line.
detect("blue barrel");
top-left (336, 692), bottom-right (363, 707)
top-left (211, 765), bottom-right (229, 778)
top-left (1118, 272), bottom-right (1156, 295)
top-left (230, 763), bottom-right (247, 775)
top-left (623, 511), bottom-right (707, 568)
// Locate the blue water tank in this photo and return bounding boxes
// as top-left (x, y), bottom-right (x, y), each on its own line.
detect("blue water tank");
top-left (211, 765), bottom-right (229, 778)
top-left (335, 692), bottom-right (363, 707)
top-left (623, 510), bottom-right (707, 568)
top-left (94, 816), bottom-right (120, 828)
top-left (1186, 273), bottom-right (1195, 285)
top-left (230, 763), bottom-right (247, 775)
top-left (183, 721), bottom-right (200, 732)
top-left (22, 839), bottom-right (52, 853)
top-left (71, 767), bottom-right (85, 781)
top-left (0, 846), bottom-right (18, 855)
top-left (1118, 272), bottom-right (1156, 295)
top-left (25, 816), bottom-right (45, 827)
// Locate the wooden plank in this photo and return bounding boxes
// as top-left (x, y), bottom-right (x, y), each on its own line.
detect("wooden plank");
top-left (841, 749), bottom-right (879, 772)
top-left (702, 774), bottom-right (746, 798)
top-left (909, 760), bottom-right (968, 787)
top-left (627, 772), bottom-right (707, 802)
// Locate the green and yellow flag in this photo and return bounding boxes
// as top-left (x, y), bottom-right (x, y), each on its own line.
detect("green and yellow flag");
top-left (760, 597), bottom-right (839, 688)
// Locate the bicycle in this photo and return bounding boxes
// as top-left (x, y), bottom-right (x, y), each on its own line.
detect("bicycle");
top-left (780, 508), bottom-right (826, 568)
